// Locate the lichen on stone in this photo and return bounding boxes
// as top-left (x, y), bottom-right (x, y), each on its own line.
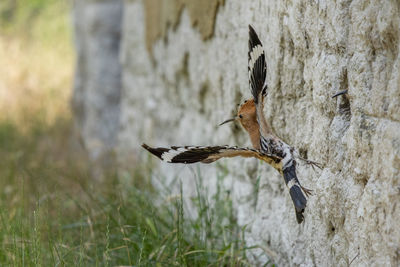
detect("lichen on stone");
top-left (144, 0), bottom-right (224, 52)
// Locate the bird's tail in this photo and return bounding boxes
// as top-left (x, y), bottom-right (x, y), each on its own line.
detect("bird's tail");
top-left (283, 163), bottom-right (307, 224)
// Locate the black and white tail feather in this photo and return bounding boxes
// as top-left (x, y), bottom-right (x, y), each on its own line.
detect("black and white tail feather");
top-left (248, 25), bottom-right (310, 223)
top-left (282, 163), bottom-right (308, 223)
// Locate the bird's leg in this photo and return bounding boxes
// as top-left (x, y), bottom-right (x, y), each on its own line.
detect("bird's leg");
top-left (300, 185), bottom-right (313, 197)
top-left (298, 157), bottom-right (323, 170)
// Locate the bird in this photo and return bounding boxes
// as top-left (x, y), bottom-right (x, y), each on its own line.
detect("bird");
top-left (142, 25), bottom-right (320, 223)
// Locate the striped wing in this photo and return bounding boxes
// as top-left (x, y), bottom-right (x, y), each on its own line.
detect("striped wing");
top-left (142, 144), bottom-right (282, 166)
top-left (248, 25), bottom-right (267, 104)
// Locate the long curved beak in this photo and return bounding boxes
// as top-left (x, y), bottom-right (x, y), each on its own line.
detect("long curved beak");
top-left (219, 117), bottom-right (236, 126)
top-left (332, 89), bottom-right (348, 98)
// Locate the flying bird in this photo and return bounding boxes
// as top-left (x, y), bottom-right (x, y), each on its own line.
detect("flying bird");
top-left (142, 25), bottom-right (320, 223)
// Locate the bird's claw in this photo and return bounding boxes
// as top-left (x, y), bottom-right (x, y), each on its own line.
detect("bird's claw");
top-left (298, 157), bottom-right (323, 170)
top-left (301, 185), bottom-right (313, 197)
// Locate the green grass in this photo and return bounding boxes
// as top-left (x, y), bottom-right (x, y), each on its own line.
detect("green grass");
top-left (0, 0), bottom-right (70, 35)
top-left (0, 119), bottom-right (255, 266)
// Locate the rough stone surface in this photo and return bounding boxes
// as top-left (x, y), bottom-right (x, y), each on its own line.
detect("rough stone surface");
top-left (74, 0), bottom-right (400, 265)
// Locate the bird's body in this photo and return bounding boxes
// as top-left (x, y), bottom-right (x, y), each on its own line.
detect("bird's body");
top-left (236, 99), bottom-right (310, 224)
top-left (142, 25), bottom-right (318, 223)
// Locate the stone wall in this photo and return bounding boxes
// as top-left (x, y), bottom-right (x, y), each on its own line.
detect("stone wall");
top-left (73, 0), bottom-right (400, 265)
top-left (73, 0), bottom-right (123, 177)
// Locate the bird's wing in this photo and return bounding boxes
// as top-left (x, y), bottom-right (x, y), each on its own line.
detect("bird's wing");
top-left (248, 25), bottom-right (267, 105)
top-left (142, 144), bottom-right (282, 167)
top-left (248, 25), bottom-right (272, 138)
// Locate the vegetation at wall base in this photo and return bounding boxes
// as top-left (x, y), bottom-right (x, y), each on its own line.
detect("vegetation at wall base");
top-left (0, 118), bottom-right (259, 266)
top-left (0, 1), bottom-right (263, 266)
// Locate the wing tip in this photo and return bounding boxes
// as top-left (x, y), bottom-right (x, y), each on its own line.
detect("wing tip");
top-left (142, 143), bottom-right (166, 160)
top-left (142, 143), bottom-right (154, 152)
top-left (248, 24), bottom-right (262, 46)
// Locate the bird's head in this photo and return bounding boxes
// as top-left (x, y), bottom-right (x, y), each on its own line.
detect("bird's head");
top-left (219, 99), bottom-right (258, 131)
top-left (219, 98), bottom-right (260, 149)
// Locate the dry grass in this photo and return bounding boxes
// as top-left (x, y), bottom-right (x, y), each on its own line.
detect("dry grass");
top-left (0, 0), bottom-right (73, 131)
top-left (0, 37), bottom-right (72, 126)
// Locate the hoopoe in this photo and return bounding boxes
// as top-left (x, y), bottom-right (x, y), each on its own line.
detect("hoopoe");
top-left (142, 25), bottom-right (320, 224)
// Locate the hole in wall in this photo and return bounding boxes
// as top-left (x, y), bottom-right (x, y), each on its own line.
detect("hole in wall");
top-left (327, 220), bottom-right (336, 238)
top-left (361, 177), bottom-right (368, 187)
top-left (299, 148), bottom-right (308, 160)
top-left (338, 69), bottom-right (351, 118)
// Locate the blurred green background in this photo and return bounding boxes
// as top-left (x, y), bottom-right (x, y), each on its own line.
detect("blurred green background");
top-left (0, 1), bottom-right (252, 265)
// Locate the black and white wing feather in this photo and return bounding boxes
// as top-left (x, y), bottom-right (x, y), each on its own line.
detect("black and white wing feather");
top-left (142, 144), bottom-right (281, 165)
top-left (248, 25), bottom-right (267, 104)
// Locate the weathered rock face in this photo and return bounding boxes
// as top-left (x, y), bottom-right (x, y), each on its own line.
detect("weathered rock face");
top-left (73, 0), bottom-right (400, 265)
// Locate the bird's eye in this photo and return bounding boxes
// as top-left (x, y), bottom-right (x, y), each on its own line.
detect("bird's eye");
top-left (244, 100), bottom-right (247, 103)
top-left (239, 114), bottom-right (243, 118)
